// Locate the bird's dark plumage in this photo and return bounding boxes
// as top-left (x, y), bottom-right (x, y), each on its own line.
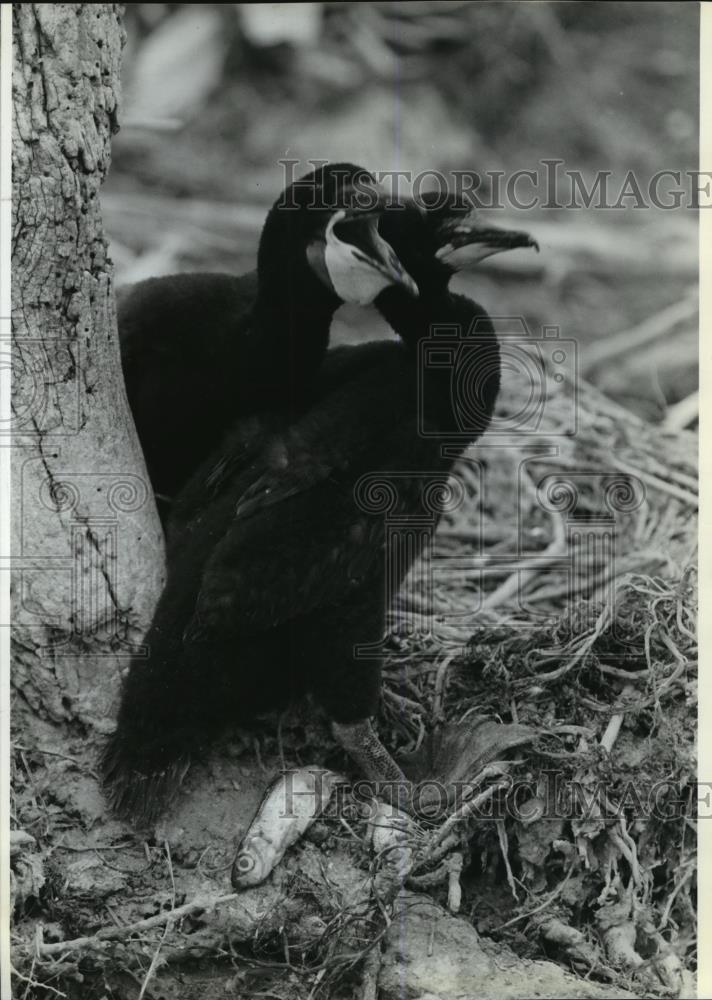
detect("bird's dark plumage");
top-left (118, 163), bottom-right (414, 511)
top-left (103, 183), bottom-right (537, 823)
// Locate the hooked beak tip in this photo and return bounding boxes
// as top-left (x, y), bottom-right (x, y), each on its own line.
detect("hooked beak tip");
top-left (501, 230), bottom-right (540, 253)
top-left (435, 225), bottom-right (539, 268)
top-left (397, 269), bottom-right (419, 298)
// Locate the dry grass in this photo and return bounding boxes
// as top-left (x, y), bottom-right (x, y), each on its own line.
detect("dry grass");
top-left (378, 370), bottom-right (697, 993)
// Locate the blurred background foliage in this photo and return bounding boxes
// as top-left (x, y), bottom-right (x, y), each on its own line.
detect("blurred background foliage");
top-left (104, 2), bottom-right (699, 426)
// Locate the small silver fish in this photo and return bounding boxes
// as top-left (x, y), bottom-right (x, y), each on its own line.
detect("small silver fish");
top-left (232, 767), bottom-right (342, 888)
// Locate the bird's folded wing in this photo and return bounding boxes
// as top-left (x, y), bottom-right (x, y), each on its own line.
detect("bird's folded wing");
top-left (181, 341), bottom-right (406, 639)
top-left (171, 341), bottom-right (398, 525)
top-left (185, 472), bottom-right (384, 638)
top-left (167, 410), bottom-right (287, 539)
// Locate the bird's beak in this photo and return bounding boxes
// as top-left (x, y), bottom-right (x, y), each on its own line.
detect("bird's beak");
top-left (331, 207), bottom-right (420, 298)
top-left (307, 190), bottom-right (419, 306)
top-left (435, 220), bottom-right (539, 269)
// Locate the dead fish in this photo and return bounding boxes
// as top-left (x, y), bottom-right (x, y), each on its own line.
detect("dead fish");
top-left (232, 767), bottom-right (342, 888)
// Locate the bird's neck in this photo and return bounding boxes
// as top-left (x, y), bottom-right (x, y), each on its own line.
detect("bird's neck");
top-left (250, 202), bottom-right (343, 405)
top-left (376, 285), bottom-right (501, 442)
top-left (251, 262), bottom-right (339, 406)
top-left (375, 282), bottom-right (440, 343)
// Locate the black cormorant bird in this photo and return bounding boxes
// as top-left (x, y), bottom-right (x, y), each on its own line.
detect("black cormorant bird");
top-left (118, 163), bottom-right (416, 513)
top-left (102, 192), bottom-right (537, 823)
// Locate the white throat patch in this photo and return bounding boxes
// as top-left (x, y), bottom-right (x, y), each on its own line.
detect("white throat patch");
top-left (323, 211), bottom-right (395, 305)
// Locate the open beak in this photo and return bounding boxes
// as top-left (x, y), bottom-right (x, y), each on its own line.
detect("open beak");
top-left (330, 209), bottom-right (419, 298)
top-left (435, 219), bottom-right (539, 269)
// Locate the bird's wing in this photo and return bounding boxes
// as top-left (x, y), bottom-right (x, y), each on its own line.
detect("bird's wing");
top-left (172, 339), bottom-right (401, 528)
top-left (119, 272), bottom-right (256, 357)
top-left (166, 410), bottom-right (287, 541)
top-left (181, 344), bottom-right (406, 640)
top-left (185, 464), bottom-right (384, 639)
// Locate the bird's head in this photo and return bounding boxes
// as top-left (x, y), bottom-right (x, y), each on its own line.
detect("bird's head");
top-left (377, 191), bottom-right (539, 295)
top-left (259, 162), bottom-right (418, 306)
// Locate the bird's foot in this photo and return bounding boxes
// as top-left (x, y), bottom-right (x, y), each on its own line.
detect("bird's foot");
top-left (331, 718), bottom-right (416, 812)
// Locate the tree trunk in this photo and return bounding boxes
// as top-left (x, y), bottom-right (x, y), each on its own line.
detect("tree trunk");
top-left (11, 4), bottom-right (164, 731)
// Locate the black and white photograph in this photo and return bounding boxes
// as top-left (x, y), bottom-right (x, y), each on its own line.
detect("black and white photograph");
top-left (4, 3), bottom-right (704, 998)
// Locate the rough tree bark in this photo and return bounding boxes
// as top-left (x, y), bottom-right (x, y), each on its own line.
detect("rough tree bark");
top-left (11, 4), bottom-right (164, 731)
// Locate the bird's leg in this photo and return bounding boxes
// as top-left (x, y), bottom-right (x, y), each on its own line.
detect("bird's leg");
top-left (332, 719), bottom-right (413, 811)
